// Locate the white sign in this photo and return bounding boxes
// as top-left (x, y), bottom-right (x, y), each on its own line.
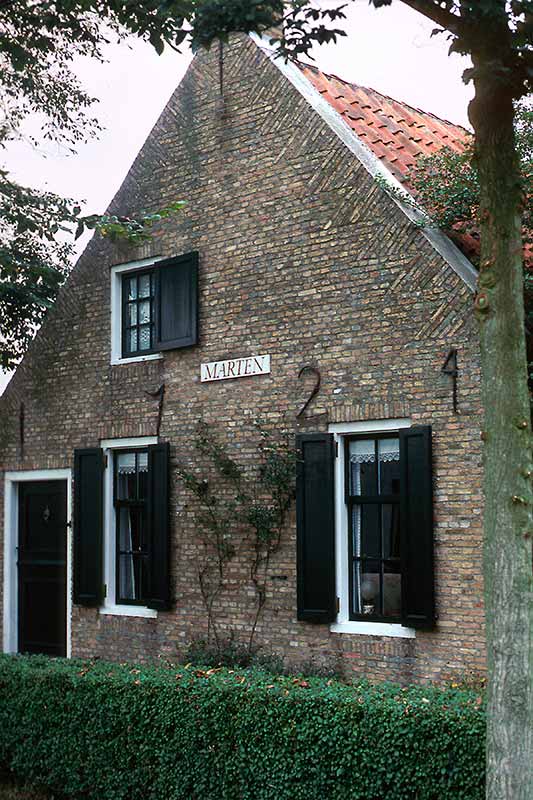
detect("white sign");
top-left (201, 354), bottom-right (271, 383)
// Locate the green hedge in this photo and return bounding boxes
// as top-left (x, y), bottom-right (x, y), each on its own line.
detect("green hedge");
top-left (0, 655), bottom-right (485, 800)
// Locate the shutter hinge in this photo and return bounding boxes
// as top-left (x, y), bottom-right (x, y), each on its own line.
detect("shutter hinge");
top-left (103, 454), bottom-right (108, 469)
top-left (336, 596), bottom-right (340, 614)
top-left (335, 441), bottom-right (339, 458)
top-left (103, 583), bottom-right (107, 599)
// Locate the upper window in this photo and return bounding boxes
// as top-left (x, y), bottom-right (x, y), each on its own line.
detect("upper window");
top-left (121, 271), bottom-right (156, 358)
top-left (110, 252), bottom-right (199, 365)
top-left (346, 435), bottom-right (401, 622)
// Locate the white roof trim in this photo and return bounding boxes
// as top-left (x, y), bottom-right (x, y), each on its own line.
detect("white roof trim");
top-left (249, 33), bottom-right (477, 292)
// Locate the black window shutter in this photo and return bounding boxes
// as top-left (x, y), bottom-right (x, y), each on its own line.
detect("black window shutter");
top-left (296, 433), bottom-right (336, 623)
top-left (146, 442), bottom-right (171, 610)
top-left (155, 252), bottom-right (198, 351)
top-left (399, 425), bottom-right (435, 629)
top-left (73, 448), bottom-right (104, 607)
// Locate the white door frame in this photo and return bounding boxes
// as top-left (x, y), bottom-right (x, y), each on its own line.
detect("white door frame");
top-left (3, 469), bottom-right (72, 657)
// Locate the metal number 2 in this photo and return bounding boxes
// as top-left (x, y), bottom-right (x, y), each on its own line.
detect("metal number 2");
top-left (297, 366), bottom-right (321, 418)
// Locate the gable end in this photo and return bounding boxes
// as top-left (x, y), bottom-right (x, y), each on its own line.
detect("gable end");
top-left (250, 33), bottom-right (478, 293)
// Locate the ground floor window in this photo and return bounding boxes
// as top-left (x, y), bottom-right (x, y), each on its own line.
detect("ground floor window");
top-left (73, 438), bottom-right (170, 616)
top-left (346, 434), bottom-right (401, 621)
top-left (114, 449), bottom-right (150, 605)
top-left (295, 421), bottom-right (434, 633)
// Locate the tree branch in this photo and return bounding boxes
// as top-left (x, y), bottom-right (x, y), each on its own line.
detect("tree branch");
top-left (396, 0), bottom-right (463, 35)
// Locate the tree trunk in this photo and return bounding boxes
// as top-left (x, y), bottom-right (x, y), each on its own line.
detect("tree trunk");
top-left (469, 60), bottom-right (533, 799)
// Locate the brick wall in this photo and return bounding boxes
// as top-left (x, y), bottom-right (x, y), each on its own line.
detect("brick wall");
top-left (0, 35), bottom-right (485, 683)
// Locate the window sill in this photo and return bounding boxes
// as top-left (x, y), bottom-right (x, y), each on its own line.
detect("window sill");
top-left (330, 620), bottom-right (415, 639)
top-left (110, 353), bottom-right (163, 366)
top-left (99, 604), bottom-right (158, 619)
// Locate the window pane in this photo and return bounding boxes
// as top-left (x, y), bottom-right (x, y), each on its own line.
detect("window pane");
top-left (118, 507), bottom-right (130, 551)
top-left (128, 304), bottom-right (137, 326)
top-left (138, 453), bottom-right (148, 499)
top-left (117, 453), bottom-right (136, 500)
top-left (127, 277), bottom-right (137, 301)
top-left (349, 439), bottom-right (377, 494)
top-left (383, 561), bottom-right (402, 618)
top-left (139, 299), bottom-right (151, 324)
top-left (129, 329), bottom-right (138, 353)
top-left (117, 451), bottom-right (136, 472)
top-left (352, 504), bottom-right (380, 558)
top-left (118, 507), bottom-right (144, 553)
top-left (352, 559), bottom-right (363, 615)
top-left (378, 438), bottom-right (400, 495)
top-left (139, 325), bottom-right (151, 351)
top-left (353, 559), bottom-right (380, 616)
top-left (139, 274), bottom-right (151, 298)
top-left (382, 504), bottom-right (400, 559)
top-left (352, 505), bottom-right (361, 559)
top-left (139, 507), bottom-right (148, 551)
top-left (119, 554), bottom-right (144, 601)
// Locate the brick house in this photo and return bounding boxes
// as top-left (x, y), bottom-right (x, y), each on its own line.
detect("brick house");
top-left (0, 33), bottom-right (484, 683)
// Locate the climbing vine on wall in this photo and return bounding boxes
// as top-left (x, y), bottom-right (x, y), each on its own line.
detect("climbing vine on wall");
top-left (177, 421), bottom-right (296, 655)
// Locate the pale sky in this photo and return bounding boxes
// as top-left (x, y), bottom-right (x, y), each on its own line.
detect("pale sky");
top-left (0, 1), bottom-right (473, 395)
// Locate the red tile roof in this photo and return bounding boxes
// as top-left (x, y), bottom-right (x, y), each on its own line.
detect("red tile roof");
top-left (297, 62), bottom-right (486, 264)
top-left (297, 64), bottom-right (531, 284)
top-left (298, 62), bottom-right (471, 192)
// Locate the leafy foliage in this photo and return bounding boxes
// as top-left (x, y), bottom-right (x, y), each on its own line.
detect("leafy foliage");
top-left (0, 3), bottom-right (102, 149)
top-left (0, 2), bottom-right (187, 371)
top-left (0, 771), bottom-right (49, 800)
top-left (184, 635), bottom-right (345, 678)
top-left (193, 0), bottom-right (348, 57)
top-left (0, 165), bottom-right (185, 369)
top-left (0, 173), bottom-right (77, 370)
top-left (0, 654), bottom-right (486, 800)
top-left (0, 2), bottom-right (189, 108)
top-left (409, 144), bottom-right (480, 240)
top-left (407, 104), bottom-right (533, 251)
top-left (407, 105), bottom-right (533, 378)
top-left (77, 201), bottom-right (186, 243)
top-left (191, 0), bottom-right (285, 50)
top-left (185, 634), bottom-right (286, 672)
top-left (177, 421), bottom-right (295, 654)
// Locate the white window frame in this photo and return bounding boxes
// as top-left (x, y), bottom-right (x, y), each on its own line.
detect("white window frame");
top-left (3, 469), bottom-right (73, 656)
top-left (110, 257), bottom-right (165, 366)
top-left (100, 436), bottom-right (158, 618)
top-left (328, 420), bottom-right (416, 639)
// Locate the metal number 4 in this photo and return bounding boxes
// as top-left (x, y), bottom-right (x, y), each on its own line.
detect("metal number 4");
top-left (441, 349), bottom-right (459, 414)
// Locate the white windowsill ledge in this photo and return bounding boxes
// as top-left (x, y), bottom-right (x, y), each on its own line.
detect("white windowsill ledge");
top-left (330, 620), bottom-right (416, 639)
top-left (99, 604), bottom-right (158, 619)
top-left (110, 353), bottom-right (163, 366)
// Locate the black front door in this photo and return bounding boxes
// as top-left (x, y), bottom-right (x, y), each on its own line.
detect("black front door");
top-left (18, 481), bottom-right (67, 656)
